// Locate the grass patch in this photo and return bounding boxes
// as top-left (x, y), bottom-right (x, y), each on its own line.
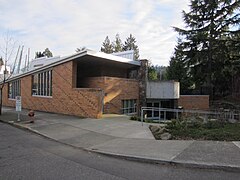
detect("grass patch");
top-left (166, 120), bottom-right (240, 141)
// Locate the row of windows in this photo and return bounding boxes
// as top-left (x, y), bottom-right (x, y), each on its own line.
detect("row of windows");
top-left (32, 70), bottom-right (52, 96)
top-left (8, 70), bottom-right (52, 99)
top-left (8, 80), bottom-right (21, 99)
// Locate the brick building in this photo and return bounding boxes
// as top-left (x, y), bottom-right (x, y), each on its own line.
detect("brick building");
top-left (2, 50), bottom-right (141, 118)
top-left (2, 49), bottom-right (209, 118)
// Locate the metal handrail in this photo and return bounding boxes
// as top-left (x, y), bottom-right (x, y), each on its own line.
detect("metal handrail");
top-left (140, 107), bottom-right (240, 126)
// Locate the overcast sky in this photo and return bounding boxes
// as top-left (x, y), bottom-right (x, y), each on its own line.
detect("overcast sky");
top-left (0, 0), bottom-right (189, 66)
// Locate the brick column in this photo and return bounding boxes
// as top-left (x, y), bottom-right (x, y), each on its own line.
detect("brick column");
top-left (138, 59), bottom-right (148, 115)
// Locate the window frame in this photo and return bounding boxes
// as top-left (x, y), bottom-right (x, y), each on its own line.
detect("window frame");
top-left (32, 69), bottom-right (52, 97)
top-left (122, 99), bottom-right (137, 114)
top-left (8, 80), bottom-right (21, 100)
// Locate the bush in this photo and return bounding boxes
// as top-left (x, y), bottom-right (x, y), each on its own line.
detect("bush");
top-left (167, 118), bottom-right (240, 141)
top-left (130, 116), bottom-right (137, 121)
top-left (130, 116), bottom-right (141, 121)
top-left (166, 119), bottom-right (188, 130)
top-left (202, 120), bottom-right (225, 129)
top-left (187, 120), bottom-right (202, 128)
top-left (144, 119), bottom-right (153, 123)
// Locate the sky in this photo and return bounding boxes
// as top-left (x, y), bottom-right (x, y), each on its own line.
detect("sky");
top-left (0, 0), bottom-right (189, 66)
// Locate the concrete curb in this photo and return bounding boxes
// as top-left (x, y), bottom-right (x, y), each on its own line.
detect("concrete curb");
top-left (88, 149), bottom-right (240, 173)
top-left (1, 119), bottom-right (240, 173)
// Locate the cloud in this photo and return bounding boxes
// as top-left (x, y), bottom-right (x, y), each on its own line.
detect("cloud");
top-left (0, 0), bottom-right (189, 66)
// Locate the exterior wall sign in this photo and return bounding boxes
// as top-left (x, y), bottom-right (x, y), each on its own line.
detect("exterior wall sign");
top-left (16, 96), bottom-right (22, 112)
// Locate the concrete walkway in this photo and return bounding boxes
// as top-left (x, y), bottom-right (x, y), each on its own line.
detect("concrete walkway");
top-left (1, 107), bottom-right (240, 172)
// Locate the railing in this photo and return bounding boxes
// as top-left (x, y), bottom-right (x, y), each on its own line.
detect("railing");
top-left (140, 107), bottom-right (240, 126)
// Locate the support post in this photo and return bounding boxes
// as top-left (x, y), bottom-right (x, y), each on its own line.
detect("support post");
top-left (138, 59), bottom-right (148, 116)
top-left (164, 110), bottom-right (166, 121)
top-left (17, 112), bottom-right (20, 122)
top-left (159, 109), bottom-right (161, 123)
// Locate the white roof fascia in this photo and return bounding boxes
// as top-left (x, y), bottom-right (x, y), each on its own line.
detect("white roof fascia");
top-left (86, 51), bottom-right (141, 66)
top-left (4, 49), bottom-right (140, 83)
top-left (4, 50), bottom-right (88, 83)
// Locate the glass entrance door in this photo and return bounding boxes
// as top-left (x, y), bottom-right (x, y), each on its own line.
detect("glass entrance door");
top-left (146, 101), bottom-right (161, 119)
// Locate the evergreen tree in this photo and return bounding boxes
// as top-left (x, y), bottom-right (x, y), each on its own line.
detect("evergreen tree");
top-left (43, 48), bottom-right (53, 57)
top-left (100, 34), bottom-right (140, 60)
top-left (148, 64), bottom-right (158, 81)
top-left (166, 40), bottom-right (193, 93)
top-left (112, 34), bottom-right (123, 52)
top-left (174, 0), bottom-right (240, 97)
top-left (100, 36), bottom-right (113, 53)
top-left (123, 34), bottom-right (140, 60)
top-left (35, 52), bottom-right (44, 58)
top-left (35, 48), bottom-right (53, 58)
top-left (157, 66), bottom-right (168, 80)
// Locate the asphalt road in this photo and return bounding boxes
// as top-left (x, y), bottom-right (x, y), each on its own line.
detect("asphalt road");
top-left (0, 122), bottom-right (239, 180)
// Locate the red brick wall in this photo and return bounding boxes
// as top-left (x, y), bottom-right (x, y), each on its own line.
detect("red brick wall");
top-left (178, 95), bottom-right (209, 110)
top-left (3, 61), bottom-right (103, 118)
top-left (84, 77), bottom-right (139, 114)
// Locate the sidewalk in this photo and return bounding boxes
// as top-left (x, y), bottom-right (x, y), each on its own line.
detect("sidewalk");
top-left (1, 107), bottom-right (240, 172)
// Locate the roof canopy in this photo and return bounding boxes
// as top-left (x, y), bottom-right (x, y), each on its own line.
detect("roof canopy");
top-left (5, 49), bottom-right (141, 82)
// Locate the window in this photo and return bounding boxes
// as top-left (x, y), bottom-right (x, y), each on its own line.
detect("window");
top-left (8, 80), bottom-right (21, 99)
top-left (122, 99), bottom-right (137, 114)
top-left (32, 70), bottom-right (52, 96)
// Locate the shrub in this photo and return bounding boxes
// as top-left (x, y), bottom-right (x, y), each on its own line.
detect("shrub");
top-left (166, 119), bottom-right (187, 130)
top-left (187, 120), bottom-right (202, 128)
top-left (202, 120), bottom-right (225, 129)
top-left (130, 116), bottom-right (141, 121)
top-left (130, 116), bottom-right (137, 120)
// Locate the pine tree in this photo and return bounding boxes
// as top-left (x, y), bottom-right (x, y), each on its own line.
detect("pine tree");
top-left (112, 34), bottom-right (123, 52)
top-left (100, 34), bottom-right (141, 60)
top-left (35, 52), bottom-right (44, 58)
top-left (100, 36), bottom-right (113, 53)
top-left (35, 48), bottom-right (53, 58)
top-left (148, 63), bottom-right (158, 81)
top-left (166, 40), bottom-right (193, 93)
top-left (174, 0), bottom-right (240, 97)
top-left (43, 48), bottom-right (53, 57)
top-left (123, 34), bottom-right (140, 60)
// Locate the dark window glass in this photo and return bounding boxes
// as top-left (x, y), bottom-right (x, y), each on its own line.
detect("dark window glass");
top-left (8, 80), bottom-right (21, 99)
top-left (32, 70), bottom-right (52, 97)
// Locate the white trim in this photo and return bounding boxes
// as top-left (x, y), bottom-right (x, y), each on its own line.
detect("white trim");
top-left (32, 95), bottom-right (53, 99)
top-left (8, 98), bottom-right (16, 101)
top-left (3, 50), bottom-right (140, 83)
top-left (87, 51), bottom-right (141, 66)
top-left (3, 51), bottom-right (86, 82)
top-left (180, 95), bottom-right (209, 97)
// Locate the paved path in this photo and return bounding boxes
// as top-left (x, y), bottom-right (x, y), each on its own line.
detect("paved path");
top-left (1, 107), bottom-right (240, 172)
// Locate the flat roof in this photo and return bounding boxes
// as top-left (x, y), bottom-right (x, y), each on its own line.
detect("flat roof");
top-left (4, 49), bottom-right (141, 83)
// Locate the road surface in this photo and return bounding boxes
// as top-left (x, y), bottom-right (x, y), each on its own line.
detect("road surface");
top-left (0, 122), bottom-right (239, 180)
